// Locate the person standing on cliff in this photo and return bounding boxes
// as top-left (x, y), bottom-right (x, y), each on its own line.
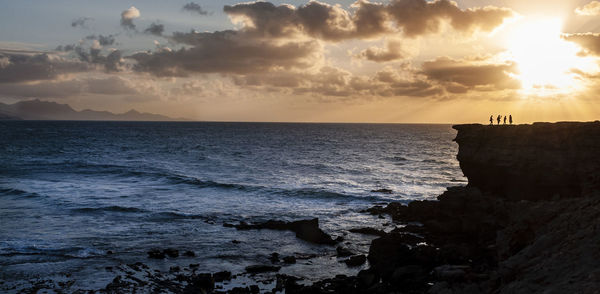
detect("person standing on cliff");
top-left (509, 114), bottom-right (513, 125)
top-left (497, 115), bottom-right (501, 125)
top-left (490, 115), bottom-right (493, 125)
top-left (503, 116), bottom-right (507, 124)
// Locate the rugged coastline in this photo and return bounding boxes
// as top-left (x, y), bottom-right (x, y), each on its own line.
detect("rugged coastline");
top-left (12, 122), bottom-right (600, 293)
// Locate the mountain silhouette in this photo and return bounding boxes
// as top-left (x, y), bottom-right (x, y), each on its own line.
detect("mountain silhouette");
top-left (0, 100), bottom-right (184, 121)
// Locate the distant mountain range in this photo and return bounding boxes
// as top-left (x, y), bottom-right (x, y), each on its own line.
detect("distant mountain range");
top-left (0, 100), bottom-right (184, 121)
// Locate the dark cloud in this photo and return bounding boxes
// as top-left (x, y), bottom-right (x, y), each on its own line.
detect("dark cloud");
top-left (387, 0), bottom-right (514, 37)
top-left (231, 66), bottom-right (441, 98)
top-left (55, 44), bottom-right (76, 52)
top-left (421, 57), bottom-right (521, 92)
top-left (121, 6), bottom-right (140, 30)
top-left (357, 40), bottom-right (406, 62)
top-left (74, 46), bottom-right (123, 72)
top-left (144, 23), bottom-right (164, 36)
top-left (223, 0), bottom-right (515, 41)
top-left (223, 1), bottom-right (362, 41)
top-left (130, 30), bottom-right (320, 76)
top-left (183, 2), bottom-right (210, 15)
top-left (71, 17), bottom-right (92, 28)
top-left (563, 33), bottom-right (600, 56)
top-left (85, 34), bottom-right (116, 46)
top-left (0, 52), bottom-right (90, 84)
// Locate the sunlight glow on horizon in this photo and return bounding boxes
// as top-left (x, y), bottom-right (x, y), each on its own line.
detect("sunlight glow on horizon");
top-left (504, 17), bottom-right (596, 97)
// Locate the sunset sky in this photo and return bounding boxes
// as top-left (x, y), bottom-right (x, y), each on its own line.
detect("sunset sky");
top-left (2, 0), bottom-right (600, 123)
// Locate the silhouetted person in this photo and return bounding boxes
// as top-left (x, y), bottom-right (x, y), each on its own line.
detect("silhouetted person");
top-left (503, 116), bottom-right (507, 124)
top-left (497, 115), bottom-right (501, 125)
top-left (490, 115), bottom-right (493, 125)
top-left (509, 114), bottom-right (513, 125)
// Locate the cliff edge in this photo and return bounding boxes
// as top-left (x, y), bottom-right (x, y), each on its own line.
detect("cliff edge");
top-left (453, 122), bottom-right (600, 200)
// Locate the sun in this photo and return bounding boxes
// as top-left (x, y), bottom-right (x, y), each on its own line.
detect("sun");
top-left (505, 17), bottom-right (592, 96)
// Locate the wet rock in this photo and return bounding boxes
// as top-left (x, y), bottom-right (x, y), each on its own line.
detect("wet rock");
top-left (336, 246), bottom-right (354, 257)
top-left (249, 284), bottom-right (260, 293)
top-left (164, 248), bottom-right (179, 258)
top-left (433, 265), bottom-right (470, 281)
top-left (245, 265), bottom-right (281, 274)
top-left (357, 269), bottom-right (377, 288)
top-left (229, 286), bottom-right (252, 294)
top-left (147, 249), bottom-right (166, 259)
top-left (391, 265), bottom-right (425, 281)
top-left (169, 266), bottom-right (180, 273)
top-left (349, 227), bottom-right (386, 237)
top-left (371, 188), bottom-right (393, 194)
top-left (368, 233), bottom-right (430, 279)
top-left (269, 252), bottom-right (280, 263)
top-left (234, 218), bottom-right (336, 245)
top-left (213, 271), bottom-right (232, 282)
top-left (183, 250), bottom-right (195, 257)
top-left (344, 255), bottom-right (366, 267)
top-left (232, 240), bottom-right (241, 244)
top-left (183, 273), bottom-right (214, 294)
top-left (282, 256), bottom-right (296, 264)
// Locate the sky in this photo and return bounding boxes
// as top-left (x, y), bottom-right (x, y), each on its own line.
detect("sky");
top-left (1, 0), bottom-right (600, 123)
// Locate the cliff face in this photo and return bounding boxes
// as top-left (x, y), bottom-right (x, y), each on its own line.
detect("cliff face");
top-left (453, 122), bottom-right (600, 200)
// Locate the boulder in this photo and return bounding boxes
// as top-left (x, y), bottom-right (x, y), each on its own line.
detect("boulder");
top-left (234, 218), bottom-right (336, 245)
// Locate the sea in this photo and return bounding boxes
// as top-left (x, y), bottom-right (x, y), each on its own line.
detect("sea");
top-left (0, 121), bottom-right (466, 291)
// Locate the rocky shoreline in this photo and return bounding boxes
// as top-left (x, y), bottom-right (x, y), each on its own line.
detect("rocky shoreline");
top-left (13, 122), bottom-right (600, 293)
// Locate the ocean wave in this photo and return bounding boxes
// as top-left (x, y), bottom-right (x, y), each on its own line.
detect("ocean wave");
top-left (148, 211), bottom-right (209, 221)
top-left (421, 159), bottom-right (447, 164)
top-left (168, 176), bottom-right (260, 191)
top-left (0, 242), bottom-right (105, 259)
top-left (72, 205), bottom-right (147, 213)
top-left (0, 187), bottom-right (41, 198)
top-left (390, 156), bottom-right (408, 161)
top-left (275, 188), bottom-right (396, 203)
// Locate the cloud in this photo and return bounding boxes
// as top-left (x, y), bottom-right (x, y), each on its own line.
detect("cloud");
top-left (74, 46), bottom-right (123, 72)
top-left (223, 0), bottom-right (515, 41)
top-left (563, 33), bottom-right (600, 56)
top-left (121, 6), bottom-right (140, 30)
top-left (0, 51), bottom-right (90, 84)
top-left (231, 65), bottom-right (441, 98)
top-left (387, 0), bottom-right (515, 37)
top-left (130, 30), bottom-right (321, 76)
top-left (575, 1), bottom-right (600, 16)
top-left (85, 34), bottom-right (116, 46)
top-left (421, 57), bottom-right (521, 92)
top-left (0, 76), bottom-right (139, 98)
top-left (144, 23), bottom-right (164, 36)
top-left (71, 17), bottom-right (92, 28)
top-left (356, 39), bottom-right (407, 62)
top-left (183, 2), bottom-right (210, 15)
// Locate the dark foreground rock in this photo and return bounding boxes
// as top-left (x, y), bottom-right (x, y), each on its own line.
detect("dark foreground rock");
top-left (245, 265), bottom-right (281, 274)
top-left (233, 218), bottom-right (337, 245)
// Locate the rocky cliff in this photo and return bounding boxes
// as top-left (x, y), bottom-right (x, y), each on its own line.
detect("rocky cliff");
top-left (453, 122), bottom-right (600, 200)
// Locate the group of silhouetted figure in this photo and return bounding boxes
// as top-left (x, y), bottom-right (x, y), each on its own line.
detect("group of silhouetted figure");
top-left (490, 114), bottom-right (512, 125)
